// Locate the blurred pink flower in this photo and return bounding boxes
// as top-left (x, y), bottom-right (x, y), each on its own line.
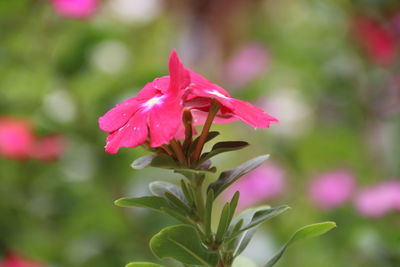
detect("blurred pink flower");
top-left (223, 163), bottom-right (286, 210)
top-left (0, 252), bottom-right (45, 267)
top-left (0, 117), bottom-right (34, 160)
top-left (223, 43), bottom-right (270, 90)
top-left (352, 16), bottom-right (396, 66)
top-left (30, 135), bottom-right (66, 161)
top-left (390, 13), bottom-right (400, 38)
top-left (354, 180), bottom-right (400, 218)
top-left (51, 0), bottom-right (98, 19)
top-left (309, 170), bottom-right (356, 210)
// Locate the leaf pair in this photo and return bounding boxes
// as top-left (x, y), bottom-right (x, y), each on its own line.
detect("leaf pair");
top-left (226, 205), bottom-right (290, 256)
top-left (115, 181), bottom-right (194, 224)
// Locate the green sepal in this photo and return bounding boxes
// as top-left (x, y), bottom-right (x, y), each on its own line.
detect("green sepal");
top-left (208, 155), bottom-right (269, 197)
top-left (150, 224), bottom-right (219, 266)
top-left (264, 222), bottom-right (337, 267)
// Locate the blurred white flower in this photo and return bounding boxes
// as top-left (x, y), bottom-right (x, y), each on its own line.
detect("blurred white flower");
top-left (232, 256), bottom-right (257, 267)
top-left (107, 0), bottom-right (163, 24)
top-left (261, 88), bottom-right (313, 138)
top-left (65, 235), bottom-right (105, 264)
top-left (89, 40), bottom-right (130, 75)
top-left (241, 229), bottom-right (276, 266)
top-left (43, 89), bottom-right (76, 123)
top-left (61, 142), bottom-right (97, 181)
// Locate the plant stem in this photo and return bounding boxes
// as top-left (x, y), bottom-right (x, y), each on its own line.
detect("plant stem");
top-left (189, 173), bottom-right (233, 267)
top-left (170, 139), bottom-right (187, 165)
top-left (191, 99), bottom-right (220, 163)
top-left (182, 109), bottom-right (193, 153)
top-left (161, 144), bottom-right (174, 156)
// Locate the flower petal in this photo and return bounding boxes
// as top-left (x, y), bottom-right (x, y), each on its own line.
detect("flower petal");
top-left (148, 97), bottom-right (183, 147)
top-left (105, 111), bottom-right (148, 154)
top-left (230, 98), bottom-right (279, 128)
top-left (168, 50), bottom-right (190, 95)
top-left (98, 97), bottom-right (141, 133)
top-left (189, 70), bottom-right (231, 97)
top-left (136, 80), bottom-right (163, 100)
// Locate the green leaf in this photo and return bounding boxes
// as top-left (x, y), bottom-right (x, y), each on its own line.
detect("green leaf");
top-left (149, 181), bottom-right (187, 204)
top-left (181, 180), bottom-right (194, 206)
top-left (131, 155), bottom-right (156, 169)
top-left (150, 225), bottom-right (219, 266)
top-left (150, 154), bottom-right (180, 169)
top-left (114, 196), bottom-right (170, 211)
top-left (237, 205), bottom-right (290, 234)
top-left (199, 141), bottom-right (249, 163)
top-left (204, 189), bottom-right (214, 239)
top-left (215, 203), bottom-right (231, 243)
top-left (226, 205), bottom-right (289, 256)
top-left (174, 167), bottom-right (216, 180)
top-left (208, 155), bottom-right (269, 197)
top-left (264, 222), bottom-right (337, 267)
top-left (160, 206), bottom-right (192, 224)
top-left (189, 131), bottom-right (220, 154)
top-left (125, 262), bottom-right (163, 267)
top-left (228, 191), bottom-right (240, 223)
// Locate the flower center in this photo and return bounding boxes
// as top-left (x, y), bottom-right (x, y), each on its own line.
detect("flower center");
top-left (207, 90), bottom-right (229, 99)
top-left (143, 95), bottom-right (164, 110)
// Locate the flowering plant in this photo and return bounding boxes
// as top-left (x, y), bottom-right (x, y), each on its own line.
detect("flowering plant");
top-left (99, 51), bottom-right (336, 267)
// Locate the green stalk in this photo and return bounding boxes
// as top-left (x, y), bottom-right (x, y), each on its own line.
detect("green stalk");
top-left (170, 139), bottom-right (187, 165)
top-left (192, 173), bottom-right (206, 223)
top-left (191, 99), bottom-right (219, 163)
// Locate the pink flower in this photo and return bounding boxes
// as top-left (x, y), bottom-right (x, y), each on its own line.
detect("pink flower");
top-left (309, 170), bottom-right (356, 210)
top-left (51, 0), bottom-right (98, 19)
top-left (0, 252), bottom-right (45, 267)
top-left (352, 16), bottom-right (396, 66)
top-left (98, 50), bottom-right (190, 153)
top-left (222, 163), bottom-right (286, 210)
top-left (223, 43), bottom-right (270, 90)
top-left (99, 50), bottom-right (277, 153)
top-left (187, 70), bottom-right (278, 128)
top-left (354, 180), bottom-right (400, 218)
top-left (30, 135), bottom-right (66, 161)
top-left (0, 117), bottom-right (34, 160)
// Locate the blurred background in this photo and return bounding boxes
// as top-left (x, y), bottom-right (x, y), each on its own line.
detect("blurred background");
top-left (0, 0), bottom-right (400, 266)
